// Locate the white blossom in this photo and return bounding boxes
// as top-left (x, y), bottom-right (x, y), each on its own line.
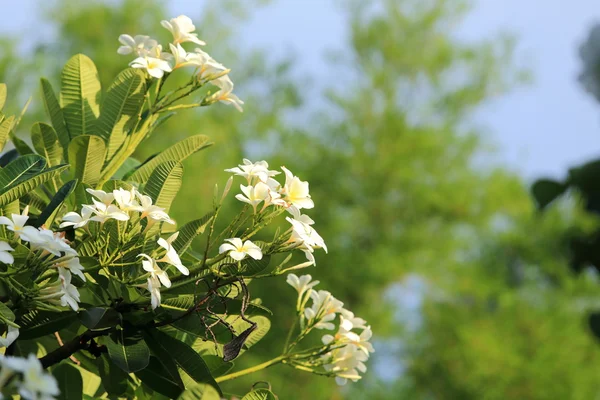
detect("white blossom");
top-left (117, 34), bottom-right (159, 57)
top-left (161, 15), bottom-right (205, 46)
top-left (156, 232), bottom-right (189, 275)
top-left (303, 290), bottom-right (344, 330)
top-left (225, 159), bottom-right (280, 183)
top-left (0, 326), bottom-right (19, 348)
top-left (59, 207), bottom-right (93, 229)
top-left (0, 353), bottom-right (59, 399)
top-left (219, 238), bottom-right (263, 261)
top-left (87, 199), bottom-right (130, 224)
top-left (134, 193), bottom-right (175, 226)
top-left (322, 344), bottom-right (369, 385)
top-left (209, 75), bottom-right (244, 112)
top-left (86, 188), bottom-right (115, 206)
top-left (286, 273), bottom-right (319, 299)
top-left (139, 254), bottom-right (171, 288)
top-left (281, 167), bottom-right (314, 212)
top-left (147, 276), bottom-right (162, 310)
top-left (113, 187), bottom-right (140, 212)
top-left (0, 241), bottom-right (14, 264)
top-left (131, 55), bottom-right (172, 79)
top-left (57, 257), bottom-right (86, 282)
top-left (0, 206), bottom-right (30, 237)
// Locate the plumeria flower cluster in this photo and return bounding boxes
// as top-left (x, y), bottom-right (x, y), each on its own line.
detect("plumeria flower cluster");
top-left (60, 187), bottom-right (174, 230)
top-left (225, 159), bottom-right (326, 266)
top-left (286, 274), bottom-right (374, 385)
top-left (0, 353), bottom-right (59, 399)
top-left (117, 14), bottom-right (244, 112)
top-left (0, 207), bottom-right (85, 319)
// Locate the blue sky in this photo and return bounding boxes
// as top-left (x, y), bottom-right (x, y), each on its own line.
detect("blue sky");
top-left (2, 0), bottom-right (600, 181)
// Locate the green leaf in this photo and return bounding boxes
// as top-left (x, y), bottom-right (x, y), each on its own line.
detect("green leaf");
top-left (145, 328), bottom-right (220, 395)
top-left (60, 54), bottom-right (101, 138)
top-left (0, 164), bottom-right (69, 207)
top-left (127, 135), bottom-right (212, 183)
top-left (79, 307), bottom-right (121, 330)
top-left (144, 160), bottom-right (183, 212)
top-left (33, 179), bottom-right (77, 228)
top-left (531, 179), bottom-right (566, 210)
top-left (0, 301), bottom-right (18, 328)
top-left (142, 330), bottom-right (184, 388)
top-left (19, 311), bottom-right (78, 340)
top-left (31, 122), bottom-right (63, 166)
top-left (98, 68), bottom-right (147, 161)
top-left (173, 211), bottom-right (215, 254)
top-left (53, 363), bottom-right (83, 400)
top-left (106, 330), bottom-right (150, 373)
top-left (0, 115), bottom-right (14, 152)
top-left (136, 357), bottom-right (183, 399)
top-left (68, 135), bottom-right (106, 186)
top-left (41, 78), bottom-right (70, 152)
top-left (0, 83), bottom-right (6, 111)
top-left (241, 389), bottom-right (277, 400)
top-left (178, 383), bottom-right (220, 400)
top-left (0, 154), bottom-right (45, 188)
top-left (11, 135), bottom-right (34, 155)
top-left (96, 354), bottom-right (128, 396)
top-left (113, 157), bottom-right (141, 180)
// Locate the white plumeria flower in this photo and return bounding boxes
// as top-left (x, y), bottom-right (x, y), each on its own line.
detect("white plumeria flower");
top-left (22, 228), bottom-right (76, 257)
top-left (0, 353), bottom-right (59, 399)
top-left (304, 290), bottom-right (344, 330)
top-left (225, 159), bottom-right (280, 183)
top-left (0, 206), bottom-right (30, 237)
top-left (38, 269), bottom-right (81, 311)
top-left (340, 309), bottom-right (368, 330)
top-left (134, 194), bottom-right (175, 226)
top-left (323, 344), bottom-right (369, 385)
top-left (0, 241), bottom-right (14, 264)
top-left (131, 56), bottom-right (173, 79)
top-left (57, 268), bottom-right (81, 311)
top-left (322, 317), bottom-right (375, 355)
top-left (168, 43), bottom-right (197, 69)
top-left (139, 254), bottom-right (171, 288)
top-left (281, 166), bottom-right (314, 212)
top-left (59, 207), bottom-right (93, 229)
top-left (147, 276), bottom-right (161, 310)
top-left (86, 188), bottom-right (115, 206)
top-left (88, 199), bottom-right (130, 223)
top-left (57, 257), bottom-right (86, 282)
top-left (161, 15), bottom-right (205, 46)
top-left (287, 215), bottom-right (327, 252)
top-left (286, 273), bottom-right (319, 298)
top-left (0, 326), bottom-right (19, 348)
top-left (210, 75), bottom-right (244, 112)
top-left (156, 232), bottom-right (189, 275)
top-left (235, 182), bottom-right (271, 213)
top-left (113, 187), bottom-right (140, 212)
top-left (117, 34), bottom-right (159, 57)
top-left (219, 238), bottom-right (263, 261)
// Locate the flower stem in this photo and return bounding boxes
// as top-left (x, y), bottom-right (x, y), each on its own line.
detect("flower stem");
top-left (215, 355), bottom-right (286, 383)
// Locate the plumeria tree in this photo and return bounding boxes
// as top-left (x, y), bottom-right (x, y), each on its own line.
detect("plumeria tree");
top-left (0, 15), bottom-right (373, 399)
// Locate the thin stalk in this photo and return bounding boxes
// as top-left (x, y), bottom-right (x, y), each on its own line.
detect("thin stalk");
top-left (215, 355), bottom-right (286, 383)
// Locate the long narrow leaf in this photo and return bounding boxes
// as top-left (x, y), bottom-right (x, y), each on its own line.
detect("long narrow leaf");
top-left (0, 164), bottom-right (69, 207)
top-left (98, 68), bottom-right (146, 162)
top-left (60, 54), bottom-right (101, 138)
top-left (41, 78), bottom-right (70, 151)
top-left (33, 179), bottom-right (77, 228)
top-left (127, 135), bottom-right (211, 183)
top-left (31, 122), bottom-right (63, 166)
top-left (68, 135), bottom-right (106, 186)
top-left (144, 160), bottom-right (183, 212)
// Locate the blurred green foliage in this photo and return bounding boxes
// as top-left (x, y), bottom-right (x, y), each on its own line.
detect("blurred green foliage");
top-left (2, 0), bottom-right (600, 398)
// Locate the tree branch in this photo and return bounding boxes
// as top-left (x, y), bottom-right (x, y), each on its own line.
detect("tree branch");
top-left (39, 329), bottom-right (110, 369)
